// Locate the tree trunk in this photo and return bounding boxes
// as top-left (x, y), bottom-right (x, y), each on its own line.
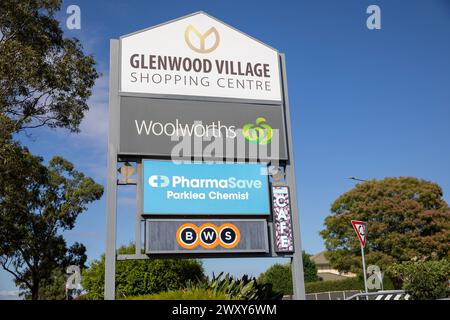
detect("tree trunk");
top-left (31, 281), bottom-right (39, 300)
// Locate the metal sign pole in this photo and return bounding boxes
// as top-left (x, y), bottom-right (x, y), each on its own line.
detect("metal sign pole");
top-left (135, 161), bottom-right (143, 255)
top-left (280, 53), bottom-right (306, 300)
top-left (361, 245), bottom-right (368, 294)
top-left (105, 39), bottom-right (120, 300)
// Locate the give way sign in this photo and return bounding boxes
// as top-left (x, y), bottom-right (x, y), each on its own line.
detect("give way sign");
top-left (351, 220), bottom-right (367, 248)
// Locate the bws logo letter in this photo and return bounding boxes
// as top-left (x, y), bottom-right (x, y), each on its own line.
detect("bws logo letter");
top-left (176, 223), bottom-right (199, 249)
top-left (199, 223), bottom-right (219, 249)
top-left (218, 224), bottom-right (240, 249)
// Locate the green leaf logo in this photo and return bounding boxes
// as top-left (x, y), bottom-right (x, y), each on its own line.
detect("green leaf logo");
top-left (242, 117), bottom-right (273, 145)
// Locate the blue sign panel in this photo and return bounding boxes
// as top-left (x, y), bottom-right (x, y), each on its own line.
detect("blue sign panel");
top-left (142, 161), bottom-right (270, 215)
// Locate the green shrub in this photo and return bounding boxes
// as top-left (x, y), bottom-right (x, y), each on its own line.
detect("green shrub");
top-left (387, 259), bottom-right (450, 300)
top-left (187, 272), bottom-right (283, 300)
top-left (82, 244), bottom-right (205, 299)
top-left (258, 252), bottom-right (319, 295)
top-left (258, 264), bottom-right (293, 295)
top-left (125, 288), bottom-right (229, 300)
top-left (305, 277), bottom-right (362, 293)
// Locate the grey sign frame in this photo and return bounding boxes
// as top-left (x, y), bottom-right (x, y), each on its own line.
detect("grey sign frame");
top-left (104, 12), bottom-right (306, 301)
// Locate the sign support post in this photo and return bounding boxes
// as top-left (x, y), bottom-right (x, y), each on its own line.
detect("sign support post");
top-left (280, 54), bottom-right (306, 300)
top-left (361, 245), bottom-right (368, 294)
top-left (135, 161), bottom-right (143, 255)
top-left (105, 39), bottom-right (120, 300)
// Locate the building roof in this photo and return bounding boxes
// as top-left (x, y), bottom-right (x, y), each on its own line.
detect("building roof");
top-left (311, 251), bottom-right (329, 265)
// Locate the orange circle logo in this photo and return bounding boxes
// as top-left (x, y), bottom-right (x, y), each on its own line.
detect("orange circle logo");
top-left (176, 223), bottom-right (200, 249)
top-left (198, 223), bottom-right (219, 249)
top-left (218, 223), bottom-right (241, 249)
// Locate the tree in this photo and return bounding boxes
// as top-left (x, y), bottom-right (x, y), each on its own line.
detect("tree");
top-left (0, 1), bottom-right (101, 300)
top-left (303, 252), bottom-right (320, 283)
top-left (387, 259), bottom-right (449, 300)
top-left (320, 177), bottom-right (450, 280)
top-left (34, 242), bottom-right (88, 300)
top-left (0, 133), bottom-right (104, 299)
top-left (0, 0), bottom-right (99, 133)
top-left (258, 252), bottom-right (319, 295)
top-left (82, 244), bottom-right (205, 299)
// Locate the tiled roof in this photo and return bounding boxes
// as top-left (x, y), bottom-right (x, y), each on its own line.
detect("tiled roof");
top-left (311, 251), bottom-right (329, 265)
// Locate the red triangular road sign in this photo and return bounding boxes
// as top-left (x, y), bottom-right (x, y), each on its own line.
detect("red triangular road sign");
top-left (351, 220), bottom-right (367, 248)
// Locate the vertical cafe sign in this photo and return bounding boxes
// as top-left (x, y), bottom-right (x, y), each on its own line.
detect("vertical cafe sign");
top-left (120, 12), bottom-right (282, 101)
top-left (272, 186), bottom-right (294, 252)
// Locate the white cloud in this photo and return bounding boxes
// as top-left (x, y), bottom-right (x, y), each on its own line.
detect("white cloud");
top-left (78, 74), bottom-right (109, 145)
top-left (0, 290), bottom-right (21, 300)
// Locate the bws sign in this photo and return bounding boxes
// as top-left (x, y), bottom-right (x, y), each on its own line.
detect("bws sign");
top-left (119, 97), bottom-right (288, 160)
top-left (145, 219), bottom-right (269, 254)
top-left (120, 12), bottom-right (281, 101)
top-left (142, 161), bottom-right (270, 215)
top-left (176, 223), bottom-right (240, 249)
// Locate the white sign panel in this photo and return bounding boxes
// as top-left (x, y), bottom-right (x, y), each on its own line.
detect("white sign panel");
top-left (120, 12), bottom-right (282, 101)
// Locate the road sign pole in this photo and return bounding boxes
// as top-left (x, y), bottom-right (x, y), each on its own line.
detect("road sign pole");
top-left (361, 245), bottom-right (368, 294)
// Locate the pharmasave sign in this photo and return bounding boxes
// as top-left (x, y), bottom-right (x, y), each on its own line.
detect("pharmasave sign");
top-left (119, 97), bottom-right (288, 160)
top-left (142, 161), bottom-right (270, 215)
top-left (120, 12), bottom-right (281, 101)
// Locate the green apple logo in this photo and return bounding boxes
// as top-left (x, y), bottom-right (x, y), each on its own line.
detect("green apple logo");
top-left (242, 117), bottom-right (273, 145)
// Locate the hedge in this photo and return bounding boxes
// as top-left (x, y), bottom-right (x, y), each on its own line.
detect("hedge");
top-left (125, 288), bottom-right (229, 300)
top-left (305, 276), bottom-right (394, 293)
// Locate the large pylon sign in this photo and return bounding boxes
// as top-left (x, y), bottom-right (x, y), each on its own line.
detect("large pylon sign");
top-left (105, 12), bottom-right (306, 300)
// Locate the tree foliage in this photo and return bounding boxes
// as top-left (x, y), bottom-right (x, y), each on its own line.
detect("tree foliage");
top-left (387, 259), bottom-right (450, 300)
top-left (0, 0), bottom-right (101, 300)
top-left (0, 0), bottom-right (99, 133)
top-left (82, 244), bottom-right (205, 299)
top-left (0, 1), bottom-right (101, 300)
top-left (0, 127), bottom-right (103, 299)
top-left (34, 242), bottom-right (88, 300)
top-left (320, 177), bottom-right (450, 277)
top-left (258, 252), bottom-right (319, 295)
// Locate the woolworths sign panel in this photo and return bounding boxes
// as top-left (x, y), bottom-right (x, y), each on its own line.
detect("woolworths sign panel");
top-left (120, 12), bottom-right (281, 101)
top-left (119, 97), bottom-right (288, 160)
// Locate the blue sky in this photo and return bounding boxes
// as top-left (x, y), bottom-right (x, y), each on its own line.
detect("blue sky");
top-left (1, 0), bottom-right (450, 298)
